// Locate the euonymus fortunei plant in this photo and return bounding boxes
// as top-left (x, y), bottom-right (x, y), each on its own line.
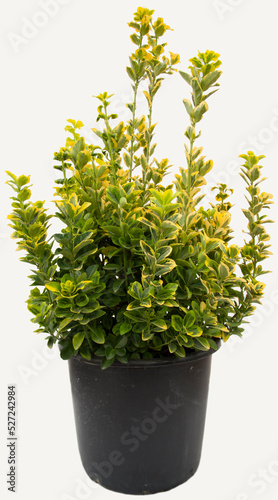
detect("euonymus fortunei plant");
top-left (7, 7), bottom-right (273, 369)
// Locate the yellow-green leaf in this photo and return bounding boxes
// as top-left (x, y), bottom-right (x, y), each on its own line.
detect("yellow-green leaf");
top-left (72, 332), bottom-right (85, 350)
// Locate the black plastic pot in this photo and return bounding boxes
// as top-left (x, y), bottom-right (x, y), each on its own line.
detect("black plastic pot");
top-left (67, 343), bottom-right (220, 495)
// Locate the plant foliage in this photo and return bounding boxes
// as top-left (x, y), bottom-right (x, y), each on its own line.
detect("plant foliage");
top-left (7, 7), bottom-right (273, 368)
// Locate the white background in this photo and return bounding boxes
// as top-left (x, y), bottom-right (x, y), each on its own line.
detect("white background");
top-left (1, 0), bottom-right (278, 499)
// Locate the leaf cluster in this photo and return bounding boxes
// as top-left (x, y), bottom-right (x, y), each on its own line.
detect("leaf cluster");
top-left (6, 7), bottom-right (273, 368)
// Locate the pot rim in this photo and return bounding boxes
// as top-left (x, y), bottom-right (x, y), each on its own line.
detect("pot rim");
top-left (67, 339), bottom-right (221, 368)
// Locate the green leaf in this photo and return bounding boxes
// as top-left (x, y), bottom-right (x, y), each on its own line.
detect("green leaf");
top-left (45, 282), bottom-right (60, 293)
top-left (126, 66), bottom-right (136, 81)
top-left (124, 310), bottom-right (147, 322)
top-left (17, 188), bottom-right (31, 202)
top-left (101, 357), bottom-right (115, 370)
top-left (79, 345), bottom-right (91, 361)
top-left (72, 332), bottom-right (85, 350)
top-left (120, 322), bottom-right (132, 335)
top-left (191, 78), bottom-right (203, 106)
top-left (77, 151), bottom-right (91, 170)
top-left (183, 99), bottom-right (194, 117)
top-left (102, 295), bottom-right (121, 307)
top-left (140, 240), bottom-right (156, 266)
top-left (185, 311), bottom-right (196, 328)
top-left (128, 281), bottom-right (143, 300)
top-left (18, 174), bottom-right (31, 187)
top-left (126, 300), bottom-right (141, 311)
top-left (175, 345), bottom-right (186, 357)
top-left (138, 217), bottom-right (157, 230)
top-left (105, 346), bottom-right (115, 360)
top-left (142, 330), bottom-right (153, 341)
top-left (59, 317), bottom-right (73, 331)
top-left (90, 327), bottom-right (105, 344)
top-left (203, 88), bottom-right (219, 100)
top-left (117, 354), bottom-right (129, 364)
top-left (131, 333), bottom-right (142, 347)
top-left (179, 71), bottom-right (192, 85)
top-left (152, 335), bottom-right (163, 348)
top-left (94, 346), bottom-right (105, 357)
top-left (59, 342), bottom-right (77, 360)
top-left (193, 101), bottom-right (209, 122)
top-left (140, 297), bottom-right (152, 308)
top-left (123, 152), bottom-right (131, 167)
top-left (113, 279), bottom-right (125, 294)
top-left (82, 300), bottom-right (101, 313)
top-left (156, 246), bottom-right (172, 263)
top-left (88, 301), bottom-right (105, 319)
top-left (178, 334), bottom-right (189, 345)
top-left (57, 298), bottom-right (71, 309)
top-left (130, 33), bottom-right (140, 45)
top-left (208, 338), bottom-right (220, 350)
top-left (201, 70), bottom-right (222, 91)
top-left (169, 342), bottom-right (177, 353)
top-left (218, 263), bottom-right (229, 280)
top-left (156, 283), bottom-right (178, 301)
top-left (171, 315), bottom-right (183, 332)
top-left (73, 232), bottom-right (94, 255)
top-left (161, 220), bottom-right (179, 236)
top-left (76, 293), bottom-right (89, 307)
top-left (72, 138), bottom-right (85, 161)
top-left (194, 338), bottom-right (210, 351)
top-left (185, 126), bottom-right (195, 141)
top-left (106, 186), bottom-right (121, 204)
top-left (187, 326), bottom-right (203, 337)
top-left (155, 259), bottom-right (176, 276)
top-left (115, 336), bottom-right (128, 349)
top-left (151, 319), bottom-right (167, 331)
top-left (143, 90), bottom-right (152, 107)
top-left (250, 166), bottom-right (260, 182)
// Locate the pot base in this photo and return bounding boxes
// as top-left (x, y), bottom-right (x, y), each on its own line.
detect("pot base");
top-left (85, 458), bottom-right (200, 495)
top-left (68, 345), bottom-right (220, 495)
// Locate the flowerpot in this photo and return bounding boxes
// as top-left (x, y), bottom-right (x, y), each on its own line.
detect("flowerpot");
top-left (67, 342), bottom-right (220, 495)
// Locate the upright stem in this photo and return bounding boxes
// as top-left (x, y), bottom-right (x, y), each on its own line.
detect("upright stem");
top-left (119, 205), bottom-right (129, 292)
top-left (62, 161), bottom-right (69, 197)
top-left (91, 157), bottom-right (101, 218)
top-left (129, 34), bottom-right (143, 181)
top-left (143, 78), bottom-right (155, 192)
top-left (146, 102), bottom-right (153, 167)
top-left (129, 83), bottom-right (139, 180)
top-left (251, 215), bottom-right (259, 279)
top-left (123, 249), bottom-right (129, 291)
top-left (103, 102), bottom-right (117, 185)
top-left (144, 32), bottom-right (158, 185)
top-left (187, 119), bottom-right (196, 198)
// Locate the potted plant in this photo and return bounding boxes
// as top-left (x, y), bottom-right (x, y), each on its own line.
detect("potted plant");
top-left (7, 6), bottom-right (273, 495)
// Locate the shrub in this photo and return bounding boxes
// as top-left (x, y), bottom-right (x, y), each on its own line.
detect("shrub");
top-left (7, 7), bottom-right (273, 368)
